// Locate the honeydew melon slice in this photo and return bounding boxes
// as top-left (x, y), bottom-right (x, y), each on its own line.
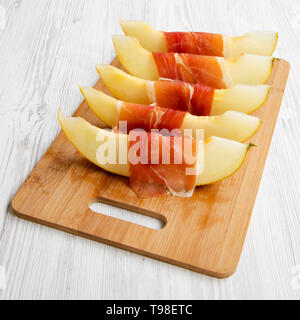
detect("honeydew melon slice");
top-left (96, 64), bottom-right (270, 114)
top-left (112, 35), bottom-right (274, 87)
top-left (79, 87), bottom-right (261, 142)
top-left (119, 19), bottom-right (278, 58)
top-left (58, 111), bottom-right (252, 185)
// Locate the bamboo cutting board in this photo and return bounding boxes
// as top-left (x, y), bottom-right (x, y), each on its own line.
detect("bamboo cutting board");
top-left (12, 58), bottom-right (290, 278)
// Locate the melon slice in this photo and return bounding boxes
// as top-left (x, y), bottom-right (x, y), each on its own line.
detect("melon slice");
top-left (80, 87), bottom-right (261, 142)
top-left (58, 111), bottom-right (252, 185)
top-left (96, 64), bottom-right (270, 114)
top-left (58, 110), bottom-right (129, 177)
top-left (119, 19), bottom-right (278, 58)
top-left (120, 19), bottom-right (168, 53)
top-left (112, 35), bottom-right (274, 87)
top-left (228, 31), bottom-right (278, 59)
top-left (113, 35), bottom-right (159, 80)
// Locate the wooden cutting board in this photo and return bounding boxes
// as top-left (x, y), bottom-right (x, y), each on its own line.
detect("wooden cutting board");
top-left (12, 57), bottom-right (290, 278)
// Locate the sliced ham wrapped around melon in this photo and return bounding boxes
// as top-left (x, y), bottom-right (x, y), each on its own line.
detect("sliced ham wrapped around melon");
top-left (79, 87), bottom-right (261, 142)
top-left (112, 35), bottom-right (274, 88)
top-left (120, 19), bottom-right (278, 59)
top-left (96, 64), bottom-right (270, 115)
top-left (58, 111), bottom-right (253, 197)
top-left (128, 131), bottom-right (199, 198)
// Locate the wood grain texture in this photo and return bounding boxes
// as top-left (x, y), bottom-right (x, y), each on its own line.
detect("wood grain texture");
top-left (11, 58), bottom-right (290, 279)
top-left (1, 0), bottom-right (300, 299)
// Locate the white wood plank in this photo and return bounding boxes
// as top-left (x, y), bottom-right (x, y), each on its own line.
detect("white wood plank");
top-left (0, 0), bottom-right (300, 299)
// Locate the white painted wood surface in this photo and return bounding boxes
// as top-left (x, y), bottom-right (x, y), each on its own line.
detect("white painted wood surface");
top-left (0, 0), bottom-right (300, 299)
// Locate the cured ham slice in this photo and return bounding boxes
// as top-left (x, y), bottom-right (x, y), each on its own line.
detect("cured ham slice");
top-left (153, 80), bottom-right (214, 116)
top-left (117, 104), bottom-right (198, 198)
top-left (152, 52), bottom-right (226, 88)
top-left (117, 102), bottom-right (186, 132)
top-left (191, 83), bottom-right (215, 116)
top-left (119, 104), bottom-right (198, 198)
top-left (164, 32), bottom-right (224, 56)
top-left (128, 132), bottom-right (198, 198)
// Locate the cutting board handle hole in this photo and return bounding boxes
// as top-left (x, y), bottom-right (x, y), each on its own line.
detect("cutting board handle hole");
top-left (89, 200), bottom-right (165, 230)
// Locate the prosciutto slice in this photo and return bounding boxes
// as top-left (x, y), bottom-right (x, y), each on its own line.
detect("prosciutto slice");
top-left (128, 132), bottom-right (198, 198)
top-left (152, 52), bottom-right (226, 89)
top-left (117, 102), bottom-right (186, 133)
top-left (164, 32), bottom-right (224, 57)
top-left (152, 80), bottom-right (214, 116)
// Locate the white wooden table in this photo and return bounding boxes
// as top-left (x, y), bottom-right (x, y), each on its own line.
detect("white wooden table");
top-left (0, 0), bottom-right (300, 300)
